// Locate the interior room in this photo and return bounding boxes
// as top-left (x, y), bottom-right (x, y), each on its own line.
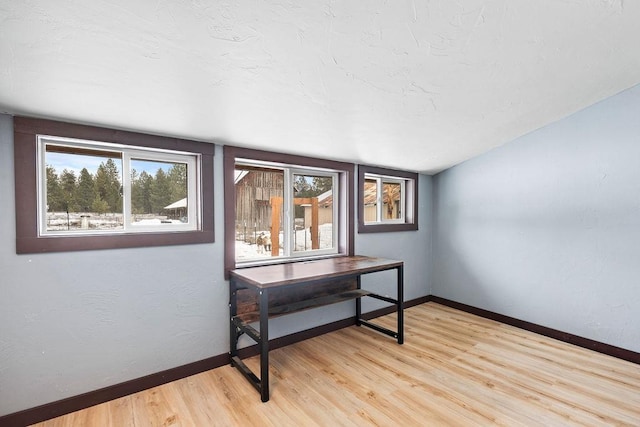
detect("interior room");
top-left (1, 1), bottom-right (639, 425)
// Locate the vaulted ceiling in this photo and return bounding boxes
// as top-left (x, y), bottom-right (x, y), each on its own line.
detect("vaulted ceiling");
top-left (1, 1), bottom-right (639, 174)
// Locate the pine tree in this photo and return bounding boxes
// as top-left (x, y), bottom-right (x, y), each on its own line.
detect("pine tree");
top-left (150, 168), bottom-right (172, 214)
top-left (91, 194), bottom-right (109, 214)
top-left (77, 168), bottom-right (95, 212)
top-left (46, 165), bottom-right (64, 211)
top-left (60, 169), bottom-right (79, 212)
top-left (311, 176), bottom-right (333, 195)
top-left (168, 163), bottom-right (188, 203)
top-left (293, 175), bottom-right (311, 195)
top-left (131, 170), bottom-right (153, 214)
top-left (94, 159), bottom-right (122, 213)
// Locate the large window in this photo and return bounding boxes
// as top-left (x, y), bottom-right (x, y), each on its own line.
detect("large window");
top-left (224, 146), bottom-right (353, 273)
top-left (358, 165), bottom-right (418, 233)
top-left (39, 136), bottom-right (200, 235)
top-left (14, 117), bottom-right (214, 253)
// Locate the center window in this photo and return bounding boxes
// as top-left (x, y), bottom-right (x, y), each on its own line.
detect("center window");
top-left (223, 145), bottom-right (354, 275)
top-left (234, 160), bottom-right (339, 264)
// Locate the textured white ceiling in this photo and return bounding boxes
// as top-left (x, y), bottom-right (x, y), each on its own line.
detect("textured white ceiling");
top-left (1, 1), bottom-right (639, 174)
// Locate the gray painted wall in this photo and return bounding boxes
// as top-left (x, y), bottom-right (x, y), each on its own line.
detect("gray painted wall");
top-left (0, 113), bottom-right (432, 416)
top-left (432, 84), bottom-right (640, 353)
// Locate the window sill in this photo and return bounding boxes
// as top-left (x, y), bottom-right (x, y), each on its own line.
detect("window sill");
top-left (358, 223), bottom-right (418, 233)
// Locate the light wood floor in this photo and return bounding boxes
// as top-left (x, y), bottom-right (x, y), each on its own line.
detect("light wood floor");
top-left (33, 302), bottom-right (640, 426)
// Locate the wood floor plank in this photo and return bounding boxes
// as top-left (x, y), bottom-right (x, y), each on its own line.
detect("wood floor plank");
top-left (104, 395), bottom-right (134, 427)
top-left (31, 303), bottom-right (640, 426)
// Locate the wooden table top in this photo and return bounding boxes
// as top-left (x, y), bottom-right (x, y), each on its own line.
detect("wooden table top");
top-left (229, 255), bottom-right (403, 289)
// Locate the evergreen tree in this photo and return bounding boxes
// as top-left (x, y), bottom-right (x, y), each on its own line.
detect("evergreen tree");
top-left (130, 168), bottom-right (141, 214)
top-left (60, 169), bottom-right (79, 212)
top-left (311, 176), bottom-right (333, 195)
top-left (131, 170), bottom-right (153, 214)
top-left (293, 176), bottom-right (313, 218)
top-left (94, 159), bottom-right (122, 212)
top-left (294, 175), bottom-right (332, 197)
top-left (168, 163), bottom-right (187, 203)
top-left (77, 168), bottom-right (95, 212)
top-left (150, 168), bottom-right (172, 214)
top-left (91, 194), bottom-right (109, 214)
top-left (293, 175), bottom-right (311, 195)
top-left (293, 175), bottom-right (332, 217)
top-left (46, 165), bottom-right (64, 211)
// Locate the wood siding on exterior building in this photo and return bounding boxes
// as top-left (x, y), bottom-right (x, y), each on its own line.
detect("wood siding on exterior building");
top-left (235, 170), bottom-right (283, 236)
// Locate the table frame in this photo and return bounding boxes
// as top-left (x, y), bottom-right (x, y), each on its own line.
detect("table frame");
top-left (229, 255), bottom-right (404, 402)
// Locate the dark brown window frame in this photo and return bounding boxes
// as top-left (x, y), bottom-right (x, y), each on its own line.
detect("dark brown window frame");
top-left (224, 145), bottom-right (354, 278)
top-left (358, 165), bottom-right (418, 233)
top-left (14, 116), bottom-right (215, 254)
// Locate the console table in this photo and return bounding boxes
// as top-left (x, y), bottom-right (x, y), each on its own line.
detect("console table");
top-left (229, 255), bottom-right (404, 402)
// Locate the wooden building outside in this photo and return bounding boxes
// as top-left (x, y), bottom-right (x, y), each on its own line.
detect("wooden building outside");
top-left (234, 169), bottom-right (283, 241)
top-left (362, 180), bottom-right (401, 221)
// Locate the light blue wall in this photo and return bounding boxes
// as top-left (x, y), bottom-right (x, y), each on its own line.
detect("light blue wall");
top-left (0, 113), bottom-right (432, 416)
top-left (356, 173), bottom-right (433, 313)
top-left (0, 114), bottom-right (229, 415)
top-left (432, 85), bottom-right (640, 353)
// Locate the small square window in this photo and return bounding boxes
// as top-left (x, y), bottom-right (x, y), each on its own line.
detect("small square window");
top-left (358, 165), bottom-right (418, 233)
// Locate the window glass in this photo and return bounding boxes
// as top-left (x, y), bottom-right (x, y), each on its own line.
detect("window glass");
top-left (292, 173), bottom-right (335, 253)
top-left (234, 164), bottom-right (284, 261)
top-left (363, 175), bottom-right (405, 224)
top-left (44, 145), bottom-right (124, 232)
top-left (224, 145), bottom-right (354, 275)
top-left (363, 178), bottom-right (378, 223)
top-left (38, 136), bottom-right (199, 236)
top-left (358, 165), bottom-right (418, 233)
top-left (234, 161), bottom-right (339, 264)
top-left (130, 159), bottom-right (189, 226)
top-left (382, 181), bottom-right (402, 220)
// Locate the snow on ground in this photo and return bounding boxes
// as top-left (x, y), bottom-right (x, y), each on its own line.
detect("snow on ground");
top-left (236, 223), bottom-right (334, 261)
top-left (133, 218), bottom-right (183, 225)
top-left (46, 212), bottom-right (182, 231)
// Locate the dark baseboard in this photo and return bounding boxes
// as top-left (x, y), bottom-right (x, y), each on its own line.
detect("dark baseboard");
top-left (0, 296), bottom-right (426, 427)
top-left (3, 294), bottom-right (636, 426)
top-left (0, 355), bottom-right (228, 427)
top-left (428, 296), bottom-right (640, 365)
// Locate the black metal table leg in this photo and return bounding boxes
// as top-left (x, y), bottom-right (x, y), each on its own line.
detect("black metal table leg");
top-left (229, 278), bottom-right (238, 358)
top-left (397, 265), bottom-right (404, 344)
top-left (355, 275), bottom-right (362, 326)
top-left (259, 289), bottom-right (270, 402)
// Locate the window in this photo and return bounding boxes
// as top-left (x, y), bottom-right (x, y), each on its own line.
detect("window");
top-left (358, 165), bottom-right (418, 233)
top-left (224, 146), bottom-right (354, 273)
top-left (38, 136), bottom-right (199, 235)
top-left (234, 161), bottom-right (338, 263)
top-left (14, 117), bottom-right (214, 253)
